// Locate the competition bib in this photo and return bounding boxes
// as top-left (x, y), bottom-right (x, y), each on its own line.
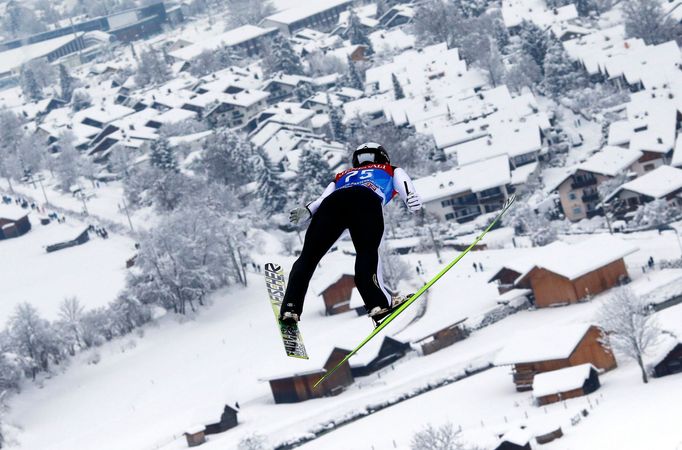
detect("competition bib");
top-left (334, 164), bottom-right (396, 204)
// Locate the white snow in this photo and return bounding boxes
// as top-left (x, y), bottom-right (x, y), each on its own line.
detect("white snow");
top-left (618, 165), bottom-right (682, 199)
top-left (532, 363), bottom-right (595, 397)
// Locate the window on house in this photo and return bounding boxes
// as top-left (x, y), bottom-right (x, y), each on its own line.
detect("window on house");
top-left (573, 207), bottom-right (582, 214)
top-left (644, 163), bottom-right (655, 171)
top-left (569, 192), bottom-right (577, 200)
top-left (445, 213), bottom-right (455, 220)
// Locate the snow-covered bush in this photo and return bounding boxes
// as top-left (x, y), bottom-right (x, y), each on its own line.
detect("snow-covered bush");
top-left (238, 432), bottom-right (271, 450)
top-left (629, 199), bottom-right (681, 230)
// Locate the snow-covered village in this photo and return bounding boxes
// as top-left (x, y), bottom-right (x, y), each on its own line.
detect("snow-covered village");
top-left (1, 0), bottom-right (682, 448)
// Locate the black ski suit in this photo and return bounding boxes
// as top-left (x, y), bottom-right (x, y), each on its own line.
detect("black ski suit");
top-left (281, 163), bottom-right (420, 318)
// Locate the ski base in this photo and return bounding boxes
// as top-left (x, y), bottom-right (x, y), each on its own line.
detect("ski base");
top-left (264, 263), bottom-right (308, 359)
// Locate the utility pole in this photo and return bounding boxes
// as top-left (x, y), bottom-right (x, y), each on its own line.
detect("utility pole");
top-left (37, 175), bottom-right (49, 206)
top-left (121, 196), bottom-right (134, 233)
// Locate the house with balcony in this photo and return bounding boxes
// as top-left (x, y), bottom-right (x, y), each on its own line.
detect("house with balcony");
top-left (604, 165), bottom-right (682, 220)
top-left (548, 146), bottom-right (643, 222)
top-left (412, 155), bottom-right (511, 223)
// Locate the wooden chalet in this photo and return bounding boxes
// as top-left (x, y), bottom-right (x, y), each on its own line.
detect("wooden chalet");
top-left (314, 272), bottom-right (356, 315)
top-left (0, 210), bottom-right (31, 240)
top-left (46, 229), bottom-right (90, 253)
top-left (414, 318), bottom-right (469, 356)
top-left (350, 336), bottom-right (411, 377)
top-left (267, 347), bottom-right (353, 403)
top-left (495, 324), bottom-right (617, 392)
top-left (532, 364), bottom-right (601, 406)
top-left (490, 235), bottom-right (637, 307)
top-left (204, 404), bottom-right (238, 434)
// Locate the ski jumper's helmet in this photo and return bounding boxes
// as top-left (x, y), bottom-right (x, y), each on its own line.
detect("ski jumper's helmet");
top-left (352, 142), bottom-right (390, 167)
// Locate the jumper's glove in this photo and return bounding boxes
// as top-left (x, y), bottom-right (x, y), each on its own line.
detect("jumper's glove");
top-left (289, 206), bottom-right (311, 224)
top-left (406, 192), bottom-right (422, 213)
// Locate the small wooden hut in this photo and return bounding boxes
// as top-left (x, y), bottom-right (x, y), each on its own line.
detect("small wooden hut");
top-left (495, 324), bottom-right (616, 391)
top-left (184, 425), bottom-right (206, 447)
top-left (204, 404), bottom-right (239, 434)
top-left (532, 364), bottom-right (600, 405)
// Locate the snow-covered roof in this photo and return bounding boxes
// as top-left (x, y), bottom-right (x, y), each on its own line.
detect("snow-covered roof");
top-left (310, 253), bottom-right (354, 295)
top-left (74, 104), bottom-right (136, 127)
top-left (516, 234), bottom-right (638, 282)
top-left (494, 323), bottom-right (593, 365)
top-left (168, 25), bottom-right (277, 61)
top-left (532, 363), bottom-right (596, 397)
top-left (618, 165), bottom-right (682, 199)
top-left (168, 130), bottom-right (212, 147)
top-left (510, 162), bottom-right (538, 185)
top-left (502, 0), bottom-right (577, 29)
top-left (578, 146), bottom-right (643, 177)
top-left (0, 204), bottom-right (30, 221)
top-left (368, 29), bottom-right (415, 55)
top-left (413, 155), bottom-right (511, 203)
top-left (0, 32), bottom-right (84, 74)
top-left (263, 0), bottom-right (352, 25)
top-left (497, 427), bottom-right (532, 446)
top-left (153, 108), bottom-right (197, 124)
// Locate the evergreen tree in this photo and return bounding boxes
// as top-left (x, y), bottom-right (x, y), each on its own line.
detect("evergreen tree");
top-left (542, 40), bottom-right (586, 97)
top-left (263, 34), bottom-right (304, 76)
top-left (294, 82), bottom-right (314, 102)
top-left (202, 129), bottom-right (254, 186)
top-left (20, 66), bottom-right (43, 101)
top-left (149, 137), bottom-right (177, 172)
top-left (375, 0), bottom-right (388, 18)
top-left (518, 20), bottom-right (551, 72)
top-left (392, 73), bottom-right (405, 99)
top-left (255, 151), bottom-right (287, 214)
top-left (135, 48), bottom-right (171, 87)
top-left (328, 94), bottom-right (346, 142)
top-left (58, 64), bottom-right (74, 102)
top-left (71, 88), bottom-right (92, 112)
top-left (504, 51), bottom-right (543, 93)
top-left (345, 56), bottom-right (364, 90)
top-left (296, 146), bottom-right (334, 202)
top-left (347, 10), bottom-right (374, 54)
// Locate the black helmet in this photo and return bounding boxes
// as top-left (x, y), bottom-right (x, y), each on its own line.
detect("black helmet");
top-left (352, 142), bottom-right (390, 167)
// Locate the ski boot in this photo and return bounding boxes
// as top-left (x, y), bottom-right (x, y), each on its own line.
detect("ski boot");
top-left (279, 302), bottom-right (300, 326)
top-left (368, 293), bottom-right (413, 327)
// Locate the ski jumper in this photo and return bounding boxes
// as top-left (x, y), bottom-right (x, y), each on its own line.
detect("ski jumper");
top-left (282, 163), bottom-right (418, 317)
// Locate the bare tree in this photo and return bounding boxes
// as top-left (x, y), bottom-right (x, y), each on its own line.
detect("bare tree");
top-left (596, 287), bottom-right (662, 383)
top-left (238, 432), bottom-right (270, 450)
top-left (411, 422), bottom-right (479, 450)
top-left (58, 297), bottom-right (85, 355)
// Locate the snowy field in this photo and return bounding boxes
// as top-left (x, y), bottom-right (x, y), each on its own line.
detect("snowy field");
top-left (0, 203), bottom-right (135, 326)
top-left (4, 229), bottom-right (682, 450)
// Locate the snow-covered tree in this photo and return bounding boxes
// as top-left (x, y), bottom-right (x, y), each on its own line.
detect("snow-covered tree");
top-left (54, 134), bottom-right (84, 192)
top-left (226, 0), bottom-right (275, 29)
top-left (71, 88), bottom-right (92, 112)
top-left (392, 73), bottom-right (405, 99)
top-left (20, 66), bottom-right (43, 101)
top-left (305, 51), bottom-right (346, 76)
top-left (202, 129), bottom-right (254, 186)
top-left (630, 199), bottom-right (681, 229)
top-left (255, 150), bottom-right (288, 214)
top-left (135, 48), bottom-right (171, 87)
top-left (379, 245), bottom-right (413, 293)
top-left (475, 38), bottom-right (506, 88)
top-left (2, 0), bottom-right (46, 38)
top-left (7, 303), bottom-right (63, 380)
top-left (413, 0), bottom-right (462, 46)
top-left (503, 202), bottom-right (557, 247)
top-left (0, 110), bottom-right (25, 191)
top-left (57, 297), bottom-right (85, 356)
top-left (293, 82), bottom-right (315, 102)
top-left (189, 47), bottom-right (234, 77)
top-left (328, 95), bottom-right (346, 142)
top-left (504, 52), bottom-right (543, 93)
top-left (452, 0), bottom-right (488, 18)
top-left (596, 287), bottom-right (662, 383)
top-left (149, 137), bottom-right (178, 173)
top-left (518, 20), bottom-right (551, 71)
top-left (542, 40), bottom-right (586, 97)
top-left (262, 34), bottom-right (304, 76)
top-left (411, 422), bottom-right (478, 450)
top-left (347, 10), bottom-right (374, 54)
top-left (295, 146), bottom-right (333, 202)
top-left (345, 56), bottom-right (364, 90)
top-left (623, 0), bottom-right (680, 45)
top-left (58, 64), bottom-right (75, 102)
top-left (376, 0), bottom-right (388, 18)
